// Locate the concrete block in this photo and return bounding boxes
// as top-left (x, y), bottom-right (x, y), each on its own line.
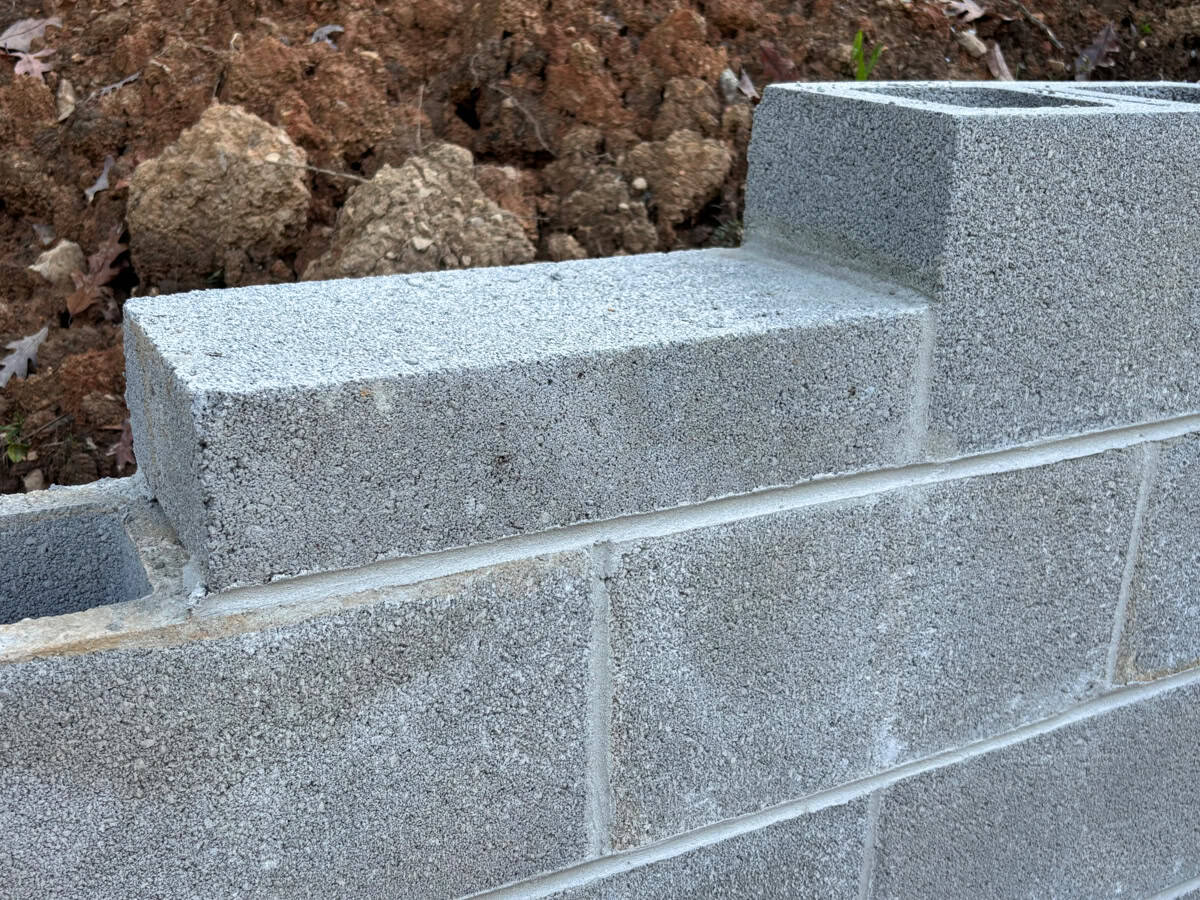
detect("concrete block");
top-left (870, 679), bottom-right (1200, 899)
top-left (746, 82), bottom-right (1200, 455)
top-left (124, 248), bottom-right (926, 589)
top-left (607, 450), bottom-right (1137, 847)
top-left (0, 477), bottom-right (153, 625)
top-left (1117, 436), bottom-right (1200, 682)
top-left (0, 553), bottom-right (592, 899)
top-left (557, 799), bottom-right (867, 898)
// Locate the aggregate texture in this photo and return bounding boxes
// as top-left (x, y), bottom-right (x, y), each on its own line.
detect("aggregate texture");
top-left (125, 247), bottom-right (926, 589)
top-left (870, 679), bottom-right (1200, 899)
top-left (556, 798), bottom-right (867, 898)
top-left (1117, 435), bottom-right (1200, 682)
top-left (606, 449), bottom-right (1138, 848)
top-left (0, 553), bottom-right (592, 899)
top-left (745, 82), bottom-right (1200, 457)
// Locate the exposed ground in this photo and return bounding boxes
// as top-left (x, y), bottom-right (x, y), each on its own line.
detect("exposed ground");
top-left (1, 0), bottom-right (1196, 493)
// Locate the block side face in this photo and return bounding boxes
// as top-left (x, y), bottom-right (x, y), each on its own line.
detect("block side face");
top-left (556, 799), bottom-right (868, 899)
top-left (873, 680), bottom-right (1200, 898)
top-left (0, 554), bottom-right (591, 898)
top-left (928, 112), bottom-right (1200, 454)
top-left (1118, 435), bottom-right (1200, 682)
top-left (193, 306), bottom-right (922, 589)
top-left (607, 450), bottom-right (1137, 848)
top-left (123, 315), bottom-right (211, 568)
top-left (744, 86), bottom-right (957, 293)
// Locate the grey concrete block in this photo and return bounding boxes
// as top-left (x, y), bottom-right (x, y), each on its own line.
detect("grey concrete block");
top-left (746, 82), bottom-right (1200, 455)
top-left (607, 450), bottom-right (1137, 847)
top-left (0, 477), bottom-right (153, 625)
top-left (558, 799), bottom-right (867, 899)
top-left (870, 679), bottom-right (1200, 899)
top-left (1118, 436), bottom-right (1200, 682)
top-left (0, 553), bottom-right (592, 899)
top-left (124, 248), bottom-right (926, 589)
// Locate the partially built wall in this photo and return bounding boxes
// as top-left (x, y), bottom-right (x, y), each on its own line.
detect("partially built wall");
top-left (3, 82), bottom-right (1200, 899)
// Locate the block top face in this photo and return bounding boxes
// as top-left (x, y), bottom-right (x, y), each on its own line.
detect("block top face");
top-left (125, 249), bottom-right (922, 394)
top-left (772, 81), bottom-right (1200, 118)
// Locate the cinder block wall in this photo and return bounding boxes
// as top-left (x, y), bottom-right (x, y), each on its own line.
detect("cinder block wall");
top-left (3, 83), bottom-right (1200, 899)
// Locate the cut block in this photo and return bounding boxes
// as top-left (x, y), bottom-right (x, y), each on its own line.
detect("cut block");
top-left (125, 249), bottom-right (925, 589)
top-left (746, 81), bottom-right (1200, 455)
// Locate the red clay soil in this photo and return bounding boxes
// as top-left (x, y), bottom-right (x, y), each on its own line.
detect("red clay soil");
top-left (1, 0), bottom-right (1195, 493)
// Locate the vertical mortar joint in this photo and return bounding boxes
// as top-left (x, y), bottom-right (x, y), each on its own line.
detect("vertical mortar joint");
top-left (585, 541), bottom-right (616, 857)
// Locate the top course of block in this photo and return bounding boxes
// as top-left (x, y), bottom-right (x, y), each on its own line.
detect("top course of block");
top-left (746, 82), bottom-right (1200, 455)
top-left (125, 249), bottom-right (925, 589)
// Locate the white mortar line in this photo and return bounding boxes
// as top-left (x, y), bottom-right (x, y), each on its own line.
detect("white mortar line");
top-left (584, 543), bottom-right (615, 857)
top-left (467, 664), bottom-right (1200, 899)
top-left (1147, 873), bottom-right (1200, 900)
top-left (207, 411), bottom-right (1200, 623)
top-left (855, 791), bottom-right (882, 900)
top-left (1106, 443), bottom-right (1160, 687)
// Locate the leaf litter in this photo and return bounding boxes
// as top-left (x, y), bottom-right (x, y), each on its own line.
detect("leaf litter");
top-left (0, 326), bottom-right (49, 388)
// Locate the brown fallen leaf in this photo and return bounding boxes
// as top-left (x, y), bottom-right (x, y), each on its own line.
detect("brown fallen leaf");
top-left (947, 1), bottom-right (986, 23)
top-left (67, 224), bottom-right (127, 317)
top-left (107, 419), bottom-right (136, 472)
top-left (986, 42), bottom-right (1014, 80)
top-left (759, 41), bottom-right (797, 84)
top-left (956, 30), bottom-right (989, 58)
top-left (1075, 23), bottom-right (1118, 80)
top-left (738, 70), bottom-right (759, 101)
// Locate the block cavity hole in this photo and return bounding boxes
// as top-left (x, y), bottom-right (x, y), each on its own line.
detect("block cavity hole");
top-left (859, 85), bottom-right (1107, 109)
top-left (1068, 84), bottom-right (1200, 104)
top-left (0, 512), bottom-right (151, 625)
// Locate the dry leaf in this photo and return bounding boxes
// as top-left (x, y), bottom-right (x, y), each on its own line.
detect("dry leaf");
top-left (85, 156), bottom-right (115, 204)
top-left (759, 41), bottom-right (797, 84)
top-left (107, 419), bottom-right (136, 472)
top-left (956, 30), bottom-right (988, 58)
top-left (0, 17), bottom-right (61, 53)
top-left (738, 70), bottom-right (759, 100)
top-left (309, 24), bottom-right (344, 48)
top-left (67, 224), bottom-right (126, 317)
top-left (0, 325), bottom-right (49, 388)
top-left (56, 78), bottom-right (77, 121)
top-left (947, 1), bottom-right (986, 23)
top-left (11, 47), bottom-right (53, 80)
top-left (1075, 23), bottom-right (1119, 80)
top-left (986, 42), bottom-right (1014, 80)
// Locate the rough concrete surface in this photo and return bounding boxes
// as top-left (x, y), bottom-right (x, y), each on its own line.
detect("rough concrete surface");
top-left (557, 799), bottom-right (867, 898)
top-left (1118, 435), bottom-right (1200, 682)
top-left (125, 247), bottom-right (926, 589)
top-left (870, 679), bottom-right (1200, 899)
top-left (606, 449), bottom-right (1137, 848)
top-left (746, 82), bottom-right (1200, 456)
top-left (0, 553), bottom-right (592, 899)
